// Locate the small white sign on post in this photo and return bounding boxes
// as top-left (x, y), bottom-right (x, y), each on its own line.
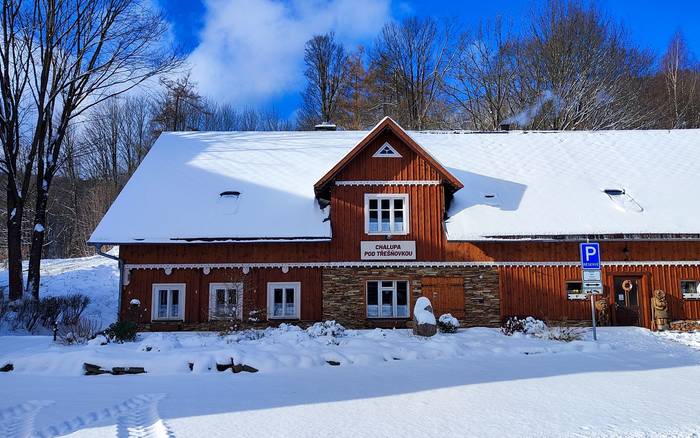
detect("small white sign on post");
top-left (360, 241), bottom-right (416, 260)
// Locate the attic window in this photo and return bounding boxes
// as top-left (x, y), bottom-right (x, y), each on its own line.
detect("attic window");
top-left (603, 188), bottom-right (643, 213)
top-left (372, 142), bottom-right (402, 158)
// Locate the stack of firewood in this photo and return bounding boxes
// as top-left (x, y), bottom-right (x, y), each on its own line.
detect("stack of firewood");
top-left (669, 320), bottom-right (700, 332)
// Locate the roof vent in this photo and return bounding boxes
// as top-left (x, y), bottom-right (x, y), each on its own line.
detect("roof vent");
top-left (483, 193), bottom-right (500, 206)
top-left (603, 188), bottom-right (643, 213)
top-left (314, 122), bottom-right (337, 131)
top-left (603, 188), bottom-right (625, 196)
top-left (219, 190), bottom-right (241, 214)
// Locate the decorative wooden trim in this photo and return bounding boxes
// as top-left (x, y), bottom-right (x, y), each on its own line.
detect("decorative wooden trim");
top-left (124, 260), bottom-right (700, 272)
top-left (372, 142), bottom-right (402, 158)
top-left (336, 180), bottom-right (441, 186)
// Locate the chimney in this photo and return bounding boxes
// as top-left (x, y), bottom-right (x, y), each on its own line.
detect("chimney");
top-left (314, 122), bottom-right (337, 131)
top-left (499, 123), bottom-right (511, 132)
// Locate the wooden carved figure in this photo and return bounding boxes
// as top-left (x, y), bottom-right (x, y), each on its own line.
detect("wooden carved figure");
top-left (594, 298), bottom-right (610, 326)
top-left (651, 289), bottom-right (670, 331)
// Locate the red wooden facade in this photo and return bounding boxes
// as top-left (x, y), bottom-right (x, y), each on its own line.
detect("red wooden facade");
top-left (116, 118), bottom-right (700, 330)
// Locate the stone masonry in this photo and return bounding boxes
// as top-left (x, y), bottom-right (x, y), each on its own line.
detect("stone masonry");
top-left (322, 267), bottom-right (500, 329)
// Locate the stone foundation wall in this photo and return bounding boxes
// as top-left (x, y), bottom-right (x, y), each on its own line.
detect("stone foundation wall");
top-left (322, 267), bottom-right (500, 329)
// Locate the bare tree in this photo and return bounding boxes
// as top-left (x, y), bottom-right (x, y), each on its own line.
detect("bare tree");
top-left (370, 17), bottom-right (458, 130)
top-left (152, 73), bottom-right (205, 133)
top-left (0, 0), bottom-right (181, 300)
top-left (446, 19), bottom-right (518, 130)
top-left (661, 32), bottom-right (699, 128)
top-left (298, 32), bottom-right (349, 129)
top-left (511, 0), bottom-right (653, 130)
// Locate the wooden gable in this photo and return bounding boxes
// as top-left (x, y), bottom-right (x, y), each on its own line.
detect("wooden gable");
top-left (314, 117), bottom-right (463, 199)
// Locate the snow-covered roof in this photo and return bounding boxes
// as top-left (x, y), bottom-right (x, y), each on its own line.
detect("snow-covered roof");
top-left (89, 126), bottom-right (700, 244)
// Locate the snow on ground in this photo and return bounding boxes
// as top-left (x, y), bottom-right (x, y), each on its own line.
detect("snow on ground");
top-left (2, 327), bottom-right (700, 437)
top-left (0, 251), bottom-right (119, 332)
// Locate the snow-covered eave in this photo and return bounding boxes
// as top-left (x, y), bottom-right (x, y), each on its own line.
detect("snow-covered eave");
top-left (447, 233), bottom-right (700, 242)
top-left (87, 236), bottom-right (332, 245)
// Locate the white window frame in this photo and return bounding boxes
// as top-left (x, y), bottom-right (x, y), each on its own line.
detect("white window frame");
top-left (208, 282), bottom-right (243, 321)
top-left (366, 280), bottom-right (410, 318)
top-left (372, 142), bottom-right (402, 158)
top-left (267, 282), bottom-right (301, 320)
top-left (681, 280), bottom-right (700, 300)
top-left (566, 281), bottom-right (587, 300)
top-left (364, 193), bottom-right (409, 235)
top-left (151, 283), bottom-right (186, 321)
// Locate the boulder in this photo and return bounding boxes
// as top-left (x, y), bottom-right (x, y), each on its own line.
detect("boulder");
top-left (412, 297), bottom-right (437, 337)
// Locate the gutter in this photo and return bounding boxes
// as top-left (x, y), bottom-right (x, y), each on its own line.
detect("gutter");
top-left (92, 243), bottom-right (123, 321)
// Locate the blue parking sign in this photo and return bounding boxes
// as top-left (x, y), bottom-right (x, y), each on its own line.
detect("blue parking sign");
top-left (580, 243), bottom-right (601, 270)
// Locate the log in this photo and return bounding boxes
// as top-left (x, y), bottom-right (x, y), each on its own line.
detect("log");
top-left (83, 363), bottom-right (110, 375)
top-left (111, 367), bottom-right (146, 375)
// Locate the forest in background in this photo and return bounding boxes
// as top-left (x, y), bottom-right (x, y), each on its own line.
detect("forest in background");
top-left (1, 0), bottom-right (699, 300)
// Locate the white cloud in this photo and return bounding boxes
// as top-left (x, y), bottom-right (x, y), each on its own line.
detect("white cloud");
top-left (187, 0), bottom-right (391, 106)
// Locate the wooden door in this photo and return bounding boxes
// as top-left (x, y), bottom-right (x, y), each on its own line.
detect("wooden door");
top-left (421, 277), bottom-right (465, 319)
top-left (612, 276), bottom-right (642, 326)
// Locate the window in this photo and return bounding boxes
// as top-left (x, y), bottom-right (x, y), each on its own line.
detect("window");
top-left (682, 280), bottom-right (700, 299)
top-left (365, 194), bottom-right (409, 235)
top-left (151, 284), bottom-right (186, 321)
top-left (267, 282), bottom-right (301, 319)
top-left (367, 280), bottom-right (409, 318)
top-left (209, 283), bottom-right (243, 320)
top-left (566, 281), bottom-right (586, 300)
top-left (372, 142), bottom-right (401, 158)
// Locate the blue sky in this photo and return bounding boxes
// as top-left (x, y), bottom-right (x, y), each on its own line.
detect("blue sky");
top-left (160, 0), bottom-right (700, 119)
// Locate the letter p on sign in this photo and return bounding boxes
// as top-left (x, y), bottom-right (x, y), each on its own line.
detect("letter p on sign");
top-left (580, 242), bottom-right (601, 270)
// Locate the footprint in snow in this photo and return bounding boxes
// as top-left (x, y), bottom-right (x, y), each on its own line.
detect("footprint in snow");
top-left (33, 394), bottom-right (173, 438)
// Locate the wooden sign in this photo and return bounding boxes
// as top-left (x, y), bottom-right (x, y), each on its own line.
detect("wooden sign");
top-left (361, 241), bottom-right (416, 260)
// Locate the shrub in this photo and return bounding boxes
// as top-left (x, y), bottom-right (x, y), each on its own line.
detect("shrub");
top-left (501, 316), bottom-right (547, 337)
top-left (307, 320), bottom-right (346, 338)
top-left (501, 316), bottom-right (527, 336)
top-left (546, 326), bottom-right (585, 342)
top-left (10, 299), bottom-right (42, 332)
top-left (60, 294), bottom-right (90, 325)
top-left (437, 314), bottom-right (460, 333)
top-left (56, 318), bottom-right (101, 345)
top-left (104, 320), bottom-right (138, 343)
top-left (39, 296), bottom-right (63, 327)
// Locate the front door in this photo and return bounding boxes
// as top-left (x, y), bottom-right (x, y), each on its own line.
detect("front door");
top-left (613, 276), bottom-right (641, 326)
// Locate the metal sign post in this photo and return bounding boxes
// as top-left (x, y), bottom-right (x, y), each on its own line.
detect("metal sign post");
top-left (580, 242), bottom-right (602, 341)
top-left (590, 294), bottom-right (597, 341)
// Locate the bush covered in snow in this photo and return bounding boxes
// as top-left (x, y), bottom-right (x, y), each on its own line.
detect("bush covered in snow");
top-left (104, 320), bottom-right (138, 343)
top-left (1, 294), bottom-right (92, 334)
top-left (501, 316), bottom-right (584, 342)
top-left (56, 318), bottom-right (101, 345)
top-left (307, 320), bottom-right (346, 338)
top-left (437, 314), bottom-right (460, 333)
top-left (545, 326), bottom-right (585, 342)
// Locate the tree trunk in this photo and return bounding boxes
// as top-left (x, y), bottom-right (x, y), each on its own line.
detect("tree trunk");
top-left (26, 185), bottom-right (49, 300)
top-left (6, 188), bottom-right (24, 301)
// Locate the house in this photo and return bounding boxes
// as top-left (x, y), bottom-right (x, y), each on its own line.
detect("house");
top-left (89, 117), bottom-right (700, 330)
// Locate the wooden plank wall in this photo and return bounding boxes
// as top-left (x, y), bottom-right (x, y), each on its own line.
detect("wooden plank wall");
top-left (500, 265), bottom-right (700, 326)
top-left (330, 184), bottom-right (445, 261)
top-left (122, 267), bottom-right (323, 323)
